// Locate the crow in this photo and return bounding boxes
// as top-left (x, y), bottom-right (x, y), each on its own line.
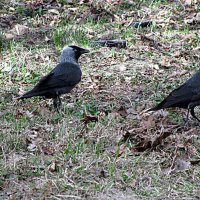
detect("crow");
top-left (18, 45), bottom-right (89, 111)
top-left (148, 69), bottom-right (200, 122)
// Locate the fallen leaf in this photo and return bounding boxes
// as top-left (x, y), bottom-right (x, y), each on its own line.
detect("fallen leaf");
top-left (81, 113), bottom-right (98, 124)
top-left (27, 143), bottom-right (37, 152)
top-left (96, 168), bottom-right (107, 178)
top-left (107, 112), bottom-right (120, 120)
top-left (7, 153), bottom-right (26, 168)
top-left (160, 58), bottom-right (167, 67)
top-left (132, 126), bottom-right (179, 152)
top-left (48, 161), bottom-right (57, 172)
top-left (45, 36), bottom-right (50, 42)
top-left (141, 115), bottom-right (156, 129)
top-left (25, 110), bottom-right (34, 118)
top-left (184, 0), bottom-right (192, 5)
top-left (184, 0), bottom-right (197, 5)
top-left (174, 158), bottom-right (191, 171)
top-left (15, 24), bottom-right (29, 35)
top-left (119, 64), bottom-right (126, 71)
top-left (117, 106), bottom-right (128, 117)
top-left (4, 33), bottom-right (14, 39)
top-left (48, 9), bottom-right (60, 15)
top-left (182, 33), bottom-right (195, 41)
top-left (41, 146), bottom-right (54, 155)
top-left (190, 159), bottom-right (200, 165)
top-left (173, 51), bottom-right (181, 58)
top-left (185, 18), bottom-right (200, 25)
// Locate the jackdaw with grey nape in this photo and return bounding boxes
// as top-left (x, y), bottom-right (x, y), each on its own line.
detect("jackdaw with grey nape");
top-left (18, 45), bottom-right (89, 111)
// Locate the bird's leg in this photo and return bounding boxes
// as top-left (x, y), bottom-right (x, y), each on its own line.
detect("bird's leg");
top-left (190, 107), bottom-right (200, 122)
top-left (188, 101), bottom-right (200, 123)
top-left (183, 107), bottom-right (190, 127)
top-left (53, 95), bottom-right (61, 112)
top-left (186, 107), bottom-right (190, 121)
top-left (53, 98), bottom-right (58, 112)
top-left (57, 96), bottom-right (62, 110)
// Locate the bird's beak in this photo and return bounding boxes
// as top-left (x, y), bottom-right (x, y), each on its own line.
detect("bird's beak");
top-left (81, 48), bottom-right (90, 54)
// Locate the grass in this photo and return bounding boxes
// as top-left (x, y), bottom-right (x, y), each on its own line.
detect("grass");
top-left (53, 25), bottom-right (90, 49)
top-left (1, 0), bottom-right (200, 199)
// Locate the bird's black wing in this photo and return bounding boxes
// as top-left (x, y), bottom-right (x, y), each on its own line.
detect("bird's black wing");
top-left (149, 69), bottom-right (200, 111)
top-left (37, 63), bottom-right (81, 88)
top-left (36, 72), bottom-right (54, 86)
top-left (21, 62), bottom-right (81, 98)
top-left (170, 69), bottom-right (200, 104)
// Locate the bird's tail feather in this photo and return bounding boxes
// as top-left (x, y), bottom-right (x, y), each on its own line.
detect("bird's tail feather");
top-left (148, 99), bottom-right (170, 112)
top-left (148, 105), bottom-right (162, 112)
top-left (18, 89), bottom-right (40, 99)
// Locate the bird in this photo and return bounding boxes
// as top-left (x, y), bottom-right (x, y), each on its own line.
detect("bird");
top-left (18, 45), bottom-right (89, 111)
top-left (148, 68), bottom-right (200, 122)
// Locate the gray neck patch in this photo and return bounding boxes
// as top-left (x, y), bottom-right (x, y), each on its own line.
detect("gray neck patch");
top-left (60, 46), bottom-right (78, 64)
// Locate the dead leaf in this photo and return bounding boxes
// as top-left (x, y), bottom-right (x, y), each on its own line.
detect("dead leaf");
top-left (185, 17), bottom-right (200, 25)
top-left (41, 146), bottom-right (54, 155)
top-left (27, 143), bottom-right (37, 152)
top-left (182, 33), bottom-right (195, 41)
top-left (119, 64), bottom-right (127, 71)
top-left (131, 140), bottom-right (151, 152)
top-left (45, 36), bottom-right (50, 42)
top-left (15, 24), bottom-right (29, 36)
top-left (117, 106), bottom-right (128, 117)
top-left (160, 58), bottom-right (167, 67)
top-left (132, 126), bottom-right (179, 152)
top-left (106, 0), bottom-right (123, 5)
top-left (173, 51), bottom-right (181, 58)
top-left (195, 190), bottom-right (200, 198)
top-left (7, 153), bottom-right (26, 168)
top-left (81, 113), bottom-right (98, 124)
top-left (141, 115), bottom-right (156, 129)
top-left (96, 168), bottom-right (107, 178)
top-left (184, 0), bottom-right (197, 5)
top-left (25, 110), bottom-right (34, 118)
top-left (48, 161), bottom-right (56, 172)
top-left (121, 131), bottom-right (132, 142)
top-left (107, 112), bottom-right (120, 120)
top-left (151, 131), bottom-right (172, 147)
top-left (66, 103), bottom-right (75, 109)
top-left (184, 0), bottom-right (192, 5)
top-left (38, 106), bottom-right (52, 116)
top-left (190, 159), bottom-right (200, 165)
top-left (5, 33), bottom-right (14, 39)
top-left (48, 9), bottom-right (60, 15)
top-left (174, 158), bottom-right (191, 171)
top-left (127, 108), bottom-right (136, 114)
top-left (108, 144), bottom-right (127, 158)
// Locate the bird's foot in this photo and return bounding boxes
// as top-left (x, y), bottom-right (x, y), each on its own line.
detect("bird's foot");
top-left (55, 106), bottom-right (60, 113)
top-left (183, 119), bottom-right (190, 129)
top-left (53, 97), bottom-right (62, 113)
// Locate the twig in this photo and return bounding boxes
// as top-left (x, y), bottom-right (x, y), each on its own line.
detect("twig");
top-left (91, 40), bottom-right (127, 48)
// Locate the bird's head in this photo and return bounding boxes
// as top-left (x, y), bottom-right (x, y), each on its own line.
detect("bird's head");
top-left (60, 45), bottom-right (89, 63)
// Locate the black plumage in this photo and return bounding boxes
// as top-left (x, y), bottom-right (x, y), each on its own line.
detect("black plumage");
top-left (18, 45), bottom-right (89, 110)
top-left (149, 68), bottom-right (200, 122)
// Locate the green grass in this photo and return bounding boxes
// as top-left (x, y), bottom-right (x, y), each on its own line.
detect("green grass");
top-left (53, 24), bottom-right (90, 49)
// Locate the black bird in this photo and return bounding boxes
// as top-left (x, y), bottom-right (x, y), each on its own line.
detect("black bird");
top-left (18, 45), bottom-right (89, 111)
top-left (149, 69), bottom-right (200, 122)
